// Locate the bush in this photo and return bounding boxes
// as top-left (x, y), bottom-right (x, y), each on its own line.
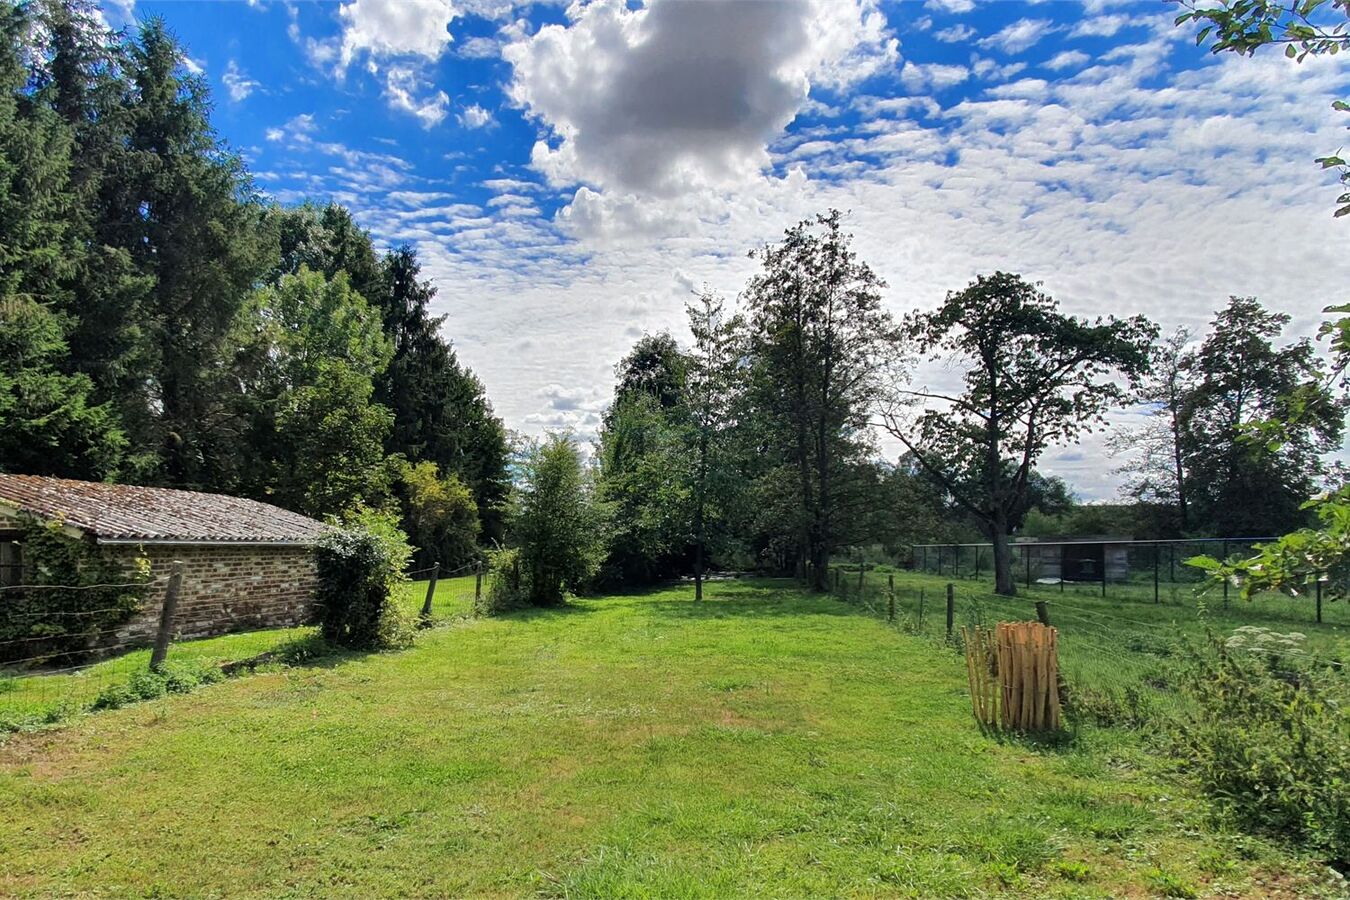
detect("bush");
top-left (474, 547), bottom-right (527, 616)
top-left (314, 514), bottom-right (416, 650)
top-left (1172, 628), bottom-right (1350, 863)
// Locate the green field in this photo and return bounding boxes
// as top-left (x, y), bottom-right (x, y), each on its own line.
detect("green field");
top-left (0, 579), bottom-right (1339, 897)
top-left (0, 575), bottom-right (481, 732)
top-left (831, 566), bottom-right (1349, 724)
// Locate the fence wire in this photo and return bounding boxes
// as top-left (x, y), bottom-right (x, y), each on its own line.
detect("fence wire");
top-left (820, 564), bottom-right (1350, 729)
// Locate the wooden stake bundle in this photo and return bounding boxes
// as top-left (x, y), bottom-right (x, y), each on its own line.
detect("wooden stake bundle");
top-left (962, 621), bottom-right (1060, 732)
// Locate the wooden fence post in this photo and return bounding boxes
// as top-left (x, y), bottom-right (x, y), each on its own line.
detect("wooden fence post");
top-left (150, 561), bottom-right (184, 672)
top-left (420, 562), bottom-right (440, 620)
top-left (945, 583), bottom-right (955, 639)
top-left (474, 562), bottom-right (483, 602)
top-left (1035, 600), bottom-right (1050, 627)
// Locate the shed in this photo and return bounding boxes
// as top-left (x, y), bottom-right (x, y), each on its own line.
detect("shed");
top-left (1016, 535), bottom-right (1133, 584)
top-left (0, 474), bottom-right (325, 643)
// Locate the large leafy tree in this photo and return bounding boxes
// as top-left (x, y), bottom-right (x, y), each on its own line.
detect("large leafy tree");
top-left (231, 267), bottom-right (394, 517)
top-left (743, 210), bottom-right (899, 589)
top-left (881, 272), bottom-right (1155, 595)
top-left (1182, 297), bottom-right (1342, 536)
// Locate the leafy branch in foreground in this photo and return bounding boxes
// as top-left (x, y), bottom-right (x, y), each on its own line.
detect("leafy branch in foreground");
top-left (1173, 0), bottom-right (1350, 215)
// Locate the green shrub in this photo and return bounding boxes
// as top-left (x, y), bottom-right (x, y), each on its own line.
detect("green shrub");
top-left (314, 516), bottom-right (415, 650)
top-left (475, 547), bottom-right (527, 616)
top-left (0, 519), bottom-right (150, 665)
top-left (1172, 628), bottom-right (1350, 863)
top-left (513, 434), bottom-right (605, 605)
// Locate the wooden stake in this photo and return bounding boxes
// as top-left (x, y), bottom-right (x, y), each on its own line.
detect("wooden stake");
top-left (150, 561), bottom-right (184, 673)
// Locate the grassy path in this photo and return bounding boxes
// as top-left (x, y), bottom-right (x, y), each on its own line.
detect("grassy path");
top-left (0, 580), bottom-right (1329, 897)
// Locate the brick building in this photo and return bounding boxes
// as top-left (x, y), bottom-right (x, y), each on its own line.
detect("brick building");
top-left (0, 474), bottom-right (324, 644)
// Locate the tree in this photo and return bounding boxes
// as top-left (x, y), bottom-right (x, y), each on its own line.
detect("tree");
top-left (684, 291), bottom-right (743, 600)
top-left (743, 210), bottom-right (900, 589)
top-left (1110, 327), bottom-right (1195, 535)
top-left (115, 18), bottom-right (274, 487)
top-left (400, 461), bottom-right (480, 570)
top-left (610, 332), bottom-right (687, 414)
top-left (1173, 0), bottom-right (1350, 216)
top-left (881, 272), bottom-right (1155, 595)
top-left (373, 246), bottom-right (510, 545)
top-left (1182, 297), bottom-right (1341, 536)
top-left (513, 434), bottom-right (605, 605)
top-left (231, 267), bottom-right (394, 517)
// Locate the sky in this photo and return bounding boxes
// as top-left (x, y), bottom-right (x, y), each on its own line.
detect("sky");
top-left (104, 0), bottom-right (1350, 500)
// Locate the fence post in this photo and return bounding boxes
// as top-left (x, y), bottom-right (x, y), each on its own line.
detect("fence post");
top-left (1101, 555), bottom-right (1107, 598)
top-left (1035, 600), bottom-right (1050, 627)
top-left (1221, 540), bottom-right (1229, 609)
top-left (857, 565), bottom-right (864, 600)
top-left (1316, 575), bottom-right (1323, 624)
top-left (918, 588), bottom-right (926, 627)
top-left (149, 561), bottom-right (184, 673)
top-left (888, 590), bottom-right (896, 623)
top-left (1153, 544), bottom-right (1160, 604)
top-left (945, 583), bottom-right (955, 639)
top-left (1025, 550), bottom-right (1032, 589)
top-left (974, 547), bottom-right (981, 580)
top-left (419, 562), bottom-right (440, 620)
top-left (474, 562), bottom-right (483, 602)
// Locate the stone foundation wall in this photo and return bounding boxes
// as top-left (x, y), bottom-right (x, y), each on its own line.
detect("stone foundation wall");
top-left (110, 544), bottom-right (317, 644)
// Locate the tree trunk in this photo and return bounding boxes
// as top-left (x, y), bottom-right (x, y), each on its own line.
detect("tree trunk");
top-left (991, 518), bottom-right (1016, 596)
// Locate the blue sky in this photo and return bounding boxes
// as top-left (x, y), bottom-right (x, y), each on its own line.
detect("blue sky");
top-left (106, 0), bottom-right (1350, 499)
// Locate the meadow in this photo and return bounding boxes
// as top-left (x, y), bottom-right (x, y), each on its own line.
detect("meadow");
top-left (0, 579), bottom-right (1341, 898)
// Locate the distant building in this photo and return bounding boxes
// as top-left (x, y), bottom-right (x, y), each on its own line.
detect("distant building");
top-left (1016, 535), bottom-right (1133, 583)
top-left (0, 474), bottom-right (324, 644)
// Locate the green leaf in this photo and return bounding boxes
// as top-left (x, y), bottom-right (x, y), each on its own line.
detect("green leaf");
top-left (1287, 44), bottom-right (1299, 57)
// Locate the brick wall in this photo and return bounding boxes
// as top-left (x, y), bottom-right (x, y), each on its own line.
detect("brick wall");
top-left (110, 544), bottom-right (318, 644)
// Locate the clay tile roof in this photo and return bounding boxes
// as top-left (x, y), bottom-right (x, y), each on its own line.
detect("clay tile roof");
top-left (0, 475), bottom-right (326, 545)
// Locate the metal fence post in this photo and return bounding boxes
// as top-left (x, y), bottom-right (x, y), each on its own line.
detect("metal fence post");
top-left (945, 583), bottom-right (955, 639)
top-left (1025, 550), bottom-right (1032, 589)
top-left (474, 563), bottom-right (483, 602)
top-left (420, 562), bottom-right (440, 620)
top-left (1222, 540), bottom-right (1229, 608)
top-left (1316, 575), bottom-right (1324, 624)
top-left (1153, 544), bottom-right (1160, 604)
top-left (150, 561), bottom-right (184, 672)
top-left (1035, 600), bottom-right (1050, 626)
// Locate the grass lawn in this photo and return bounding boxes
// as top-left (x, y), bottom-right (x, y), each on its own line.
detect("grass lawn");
top-left (0, 579), bottom-right (1336, 897)
top-left (0, 575), bottom-right (477, 732)
top-left (838, 567), bottom-right (1350, 724)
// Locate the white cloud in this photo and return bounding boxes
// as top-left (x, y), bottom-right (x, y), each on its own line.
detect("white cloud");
top-left (336, 0), bottom-right (459, 72)
top-left (383, 66), bottom-right (449, 127)
top-left (264, 113), bottom-right (317, 143)
top-left (458, 35), bottom-right (501, 59)
top-left (503, 0), bottom-right (897, 207)
top-left (1045, 50), bottom-right (1090, 71)
top-left (901, 62), bottom-right (971, 92)
top-left (978, 18), bottom-right (1053, 55)
top-left (925, 0), bottom-right (975, 12)
top-left (934, 24), bottom-right (976, 43)
top-left (222, 59), bottom-right (260, 102)
top-left (1071, 15), bottom-right (1129, 39)
top-left (459, 103), bottom-right (495, 129)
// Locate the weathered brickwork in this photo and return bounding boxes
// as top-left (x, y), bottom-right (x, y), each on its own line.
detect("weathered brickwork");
top-left (111, 544), bottom-right (318, 644)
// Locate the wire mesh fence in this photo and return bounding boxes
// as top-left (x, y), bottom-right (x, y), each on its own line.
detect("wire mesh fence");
top-left (1, 559), bottom-right (483, 733)
top-left (821, 563), bottom-right (1350, 728)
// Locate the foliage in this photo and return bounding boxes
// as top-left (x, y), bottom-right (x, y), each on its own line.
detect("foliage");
top-left (91, 658), bottom-right (225, 711)
top-left (400, 460), bottom-right (480, 570)
top-left (314, 518), bottom-right (415, 651)
top-left (1182, 297), bottom-right (1341, 536)
top-left (1172, 627), bottom-right (1350, 862)
top-left (596, 391), bottom-right (692, 586)
top-left (0, 518), bottom-right (150, 665)
top-left (513, 433), bottom-right (606, 605)
top-left (881, 272), bottom-right (1155, 594)
top-left (742, 209), bottom-right (900, 589)
top-left (474, 546), bottom-right (526, 616)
